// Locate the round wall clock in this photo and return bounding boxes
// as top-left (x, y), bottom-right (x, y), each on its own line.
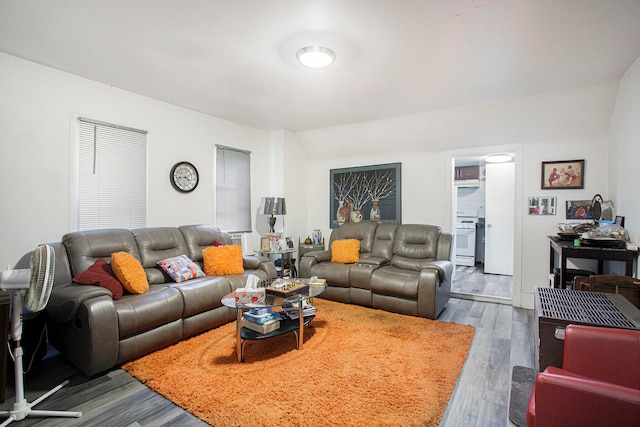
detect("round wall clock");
top-left (170, 161), bottom-right (199, 193)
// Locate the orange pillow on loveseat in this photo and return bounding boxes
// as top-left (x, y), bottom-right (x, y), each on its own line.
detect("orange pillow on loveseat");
top-left (331, 239), bottom-right (360, 264)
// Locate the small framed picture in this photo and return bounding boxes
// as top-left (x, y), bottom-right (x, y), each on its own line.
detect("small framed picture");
top-left (566, 200), bottom-right (593, 219)
top-left (528, 196), bottom-right (556, 215)
top-left (286, 237), bottom-right (294, 249)
top-left (615, 216), bottom-right (625, 227)
top-left (541, 160), bottom-right (584, 189)
top-left (260, 237), bottom-right (271, 252)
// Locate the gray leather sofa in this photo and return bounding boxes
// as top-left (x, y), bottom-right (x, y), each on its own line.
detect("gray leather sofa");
top-left (44, 224), bottom-right (276, 376)
top-left (299, 222), bottom-right (453, 319)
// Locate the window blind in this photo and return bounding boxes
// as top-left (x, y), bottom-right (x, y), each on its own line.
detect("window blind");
top-left (215, 145), bottom-right (251, 233)
top-left (77, 118), bottom-right (147, 230)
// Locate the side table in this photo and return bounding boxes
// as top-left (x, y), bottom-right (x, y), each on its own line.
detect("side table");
top-left (548, 236), bottom-right (639, 288)
top-left (256, 248), bottom-right (297, 278)
top-left (298, 239), bottom-right (324, 266)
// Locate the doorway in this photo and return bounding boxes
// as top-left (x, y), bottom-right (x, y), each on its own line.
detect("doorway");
top-left (450, 149), bottom-right (517, 305)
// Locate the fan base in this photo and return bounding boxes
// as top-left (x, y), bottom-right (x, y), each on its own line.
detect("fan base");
top-left (0, 380), bottom-right (81, 426)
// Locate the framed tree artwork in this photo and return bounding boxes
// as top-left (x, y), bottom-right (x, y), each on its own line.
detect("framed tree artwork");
top-left (330, 162), bottom-right (401, 228)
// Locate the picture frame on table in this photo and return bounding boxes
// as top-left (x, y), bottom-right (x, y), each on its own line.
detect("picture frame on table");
top-left (260, 237), bottom-right (271, 252)
top-left (541, 159), bottom-right (584, 189)
top-left (286, 237), bottom-right (295, 249)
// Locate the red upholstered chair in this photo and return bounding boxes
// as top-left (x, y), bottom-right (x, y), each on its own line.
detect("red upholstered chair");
top-left (527, 324), bottom-right (640, 427)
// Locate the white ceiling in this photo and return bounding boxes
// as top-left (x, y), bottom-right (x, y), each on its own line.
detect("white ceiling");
top-left (1, 0), bottom-right (639, 132)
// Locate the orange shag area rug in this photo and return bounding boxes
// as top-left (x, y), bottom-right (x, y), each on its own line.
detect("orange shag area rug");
top-left (122, 299), bottom-right (475, 427)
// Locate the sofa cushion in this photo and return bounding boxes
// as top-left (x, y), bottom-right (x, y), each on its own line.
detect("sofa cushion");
top-left (370, 223), bottom-right (397, 261)
top-left (63, 228), bottom-right (140, 277)
top-left (157, 255), bottom-right (205, 283)
top-left (329, 222), bottom-right (378, 256)
top-left (370, 265), bottom-right (420, 298)
top-left (391, 224), bottom-right (440, 271)
top-left (132, 227), bottom-right (189, 284)
top-left (115, 285), bottom-right (184, 339)
top-left (111, 251), bottom-right (149, 294)
top-left (72, 258), bottom-right (124, 299)
top-left (203, 245), bottom-right (244, 275)
top-left (168, 276), bottom-right (232, 317)
top-left (331, 239), bottom-right (360, 264)
top-left (179, 224), bottom-right (232, 263)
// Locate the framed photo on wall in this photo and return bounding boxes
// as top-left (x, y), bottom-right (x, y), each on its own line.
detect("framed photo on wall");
top-left (541, 159), bottom-right (584, 189)
top-left (329, 162), bottom-right (401, 228)
top-left (566, 200), bottom-right (594, 220)
top-left (528, 196), bottom-right (556, 215)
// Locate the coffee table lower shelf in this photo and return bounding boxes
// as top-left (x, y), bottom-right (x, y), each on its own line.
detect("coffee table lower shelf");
top-left (238, 315), bottom-right (315, 362)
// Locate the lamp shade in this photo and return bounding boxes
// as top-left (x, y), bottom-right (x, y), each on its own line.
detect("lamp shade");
top-left (260, 197), bottom-right (286, 215)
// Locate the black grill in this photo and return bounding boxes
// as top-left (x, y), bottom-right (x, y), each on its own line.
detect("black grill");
top-left (536, 287), bottom-right (639, 329)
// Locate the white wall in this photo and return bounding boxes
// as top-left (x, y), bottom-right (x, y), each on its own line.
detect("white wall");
top-left (297, 82), bottom-right (619, 308)
top-left (2, 49), bottom-right (636, 310)
top-left (0, 53), bottom-right (271, 268)
top-left (609, 57), bottom-right (640, 245)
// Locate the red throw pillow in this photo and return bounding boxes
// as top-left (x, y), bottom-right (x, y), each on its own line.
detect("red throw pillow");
top-left (72, 258), bottom-right (124, 300)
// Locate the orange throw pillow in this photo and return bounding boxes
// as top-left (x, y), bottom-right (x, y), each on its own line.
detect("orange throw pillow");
top-left (203, 245), bottom-right (244, 275)
top-left (111, 251), bottom-right (149, 294)
top-left (331, 239), bottom-right (360, 264)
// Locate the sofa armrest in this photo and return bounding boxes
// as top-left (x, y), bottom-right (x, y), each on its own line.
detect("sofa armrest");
top-left (357, 257), bottom-right (389, 267)
top-left (527, 368), bottom-right (640, 427)
top-left (421, 260), bottom-right (453, 282)
top-left (303, 250), bottom-right (332, 263)
top-left (242, 254), bottom-right (269, 270)
top-left (46, 282), bottom-right (113, 323)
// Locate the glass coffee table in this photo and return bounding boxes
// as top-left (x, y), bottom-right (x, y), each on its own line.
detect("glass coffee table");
top-left (221, 284), bottom-right (326, 362)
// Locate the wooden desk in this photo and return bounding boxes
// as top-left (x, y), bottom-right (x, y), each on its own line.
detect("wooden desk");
top-left (549, 236), bottom-right (638, 288)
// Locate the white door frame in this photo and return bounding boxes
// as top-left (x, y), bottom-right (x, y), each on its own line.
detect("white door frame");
top-left (445, 144), bottom-right (524, 308)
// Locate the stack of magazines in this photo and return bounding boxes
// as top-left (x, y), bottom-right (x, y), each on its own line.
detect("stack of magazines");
top-left (241, 307), bottom-right (281, 333)
top-left (282, 299), bottom-right (316, 320)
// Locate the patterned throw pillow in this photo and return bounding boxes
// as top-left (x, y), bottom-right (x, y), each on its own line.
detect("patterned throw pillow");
top-left (72, 258), bottom-right (124, 300)
top-left (157, 255), bottom-right (205, 282)
top-left (203, 245), bottom-right (244, 275)
top-left (111, 251), bottom-right (149, 294)
top-left (331, 239), bottom-right (360, 264)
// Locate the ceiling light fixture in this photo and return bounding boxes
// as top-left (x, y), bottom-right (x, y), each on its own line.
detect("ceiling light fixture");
top-left (296, 45), bottom-right (336, 69)
top-left (486, 154), bottom-right (513, 163)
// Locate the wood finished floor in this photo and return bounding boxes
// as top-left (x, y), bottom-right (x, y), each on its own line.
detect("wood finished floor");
top-left (0, 299), bottom-right (535, 427)
top-left (453, 264), bottom-right (513, 299)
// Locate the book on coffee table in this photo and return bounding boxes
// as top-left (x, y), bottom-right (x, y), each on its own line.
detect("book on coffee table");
top-left (242, 318), bottom-right (281, 334)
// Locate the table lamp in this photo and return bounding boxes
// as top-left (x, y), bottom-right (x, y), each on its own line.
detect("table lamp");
top-left (260, 197), bottom-right (286, 233)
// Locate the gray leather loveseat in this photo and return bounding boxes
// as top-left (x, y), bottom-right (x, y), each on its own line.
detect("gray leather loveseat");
top-left (44, 224), bottom-right (276, 376)
top-left (299, 222), bottom-right (453, 319)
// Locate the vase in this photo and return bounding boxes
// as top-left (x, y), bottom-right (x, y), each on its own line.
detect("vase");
top-left (370, 199), bottom-right (381, 221)
top-left (350, 209), bottom-right (363, 223)
top-left (336, 200), bottom-right (346, 225)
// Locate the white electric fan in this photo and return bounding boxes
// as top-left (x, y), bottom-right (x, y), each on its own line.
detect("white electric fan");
top-left (0, 244), bottom-right (82, 426)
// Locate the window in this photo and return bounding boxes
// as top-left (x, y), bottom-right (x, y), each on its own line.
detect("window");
top-left (77, 118), bottom-right (147, 230)
top-left (215, 145), bottom-right (251, 233)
